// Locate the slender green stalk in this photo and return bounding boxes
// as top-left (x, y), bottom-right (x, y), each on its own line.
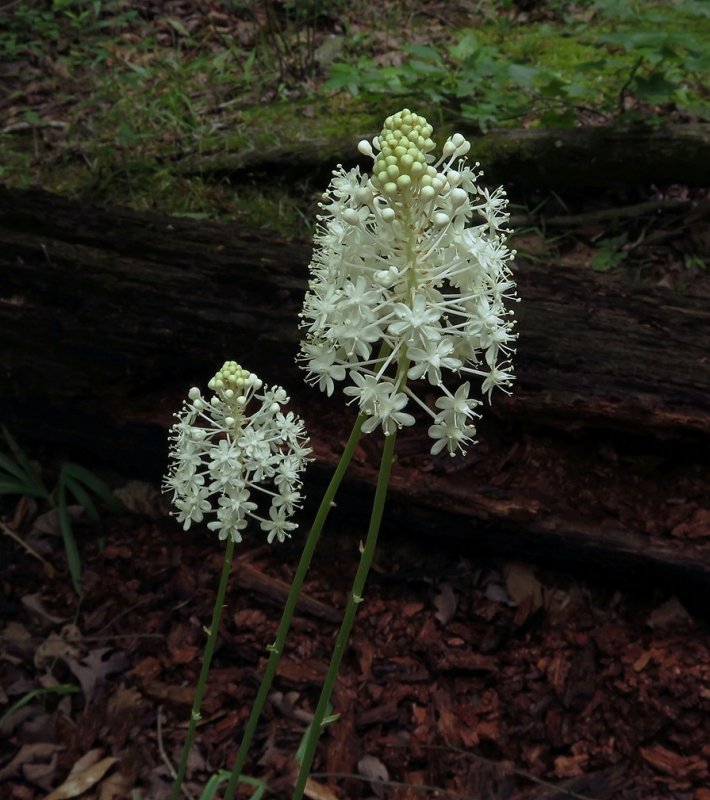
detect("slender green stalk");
top-left (292, 428), bottom-right (398, 800)
top-left (223, 414), bottom-right (367, 800)
top-left (172, 536), bottom-right (236, 800)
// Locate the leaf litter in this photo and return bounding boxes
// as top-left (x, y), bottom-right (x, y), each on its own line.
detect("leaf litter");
top-left (1, 494), bottom-right (709, 799)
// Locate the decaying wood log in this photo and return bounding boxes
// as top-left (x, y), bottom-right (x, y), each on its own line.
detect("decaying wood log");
top-left (173, 123), bottom-right (710, 189)
top-left (1, 185), bottom-right (709, 588)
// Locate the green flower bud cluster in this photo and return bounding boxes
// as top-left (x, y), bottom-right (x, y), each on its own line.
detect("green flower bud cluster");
top-left (370, 108), bottom-right (439, 199)
top-left (208, 360), bottom-right (262, 403)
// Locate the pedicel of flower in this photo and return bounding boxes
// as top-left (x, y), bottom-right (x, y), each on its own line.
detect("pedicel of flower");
top-left (298, 109), bottom-right (518, 456)
top-left (163, 361), bottom-right (311, 543)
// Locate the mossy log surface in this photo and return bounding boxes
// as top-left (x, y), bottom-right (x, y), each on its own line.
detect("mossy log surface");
top-left (174, 123), bottom-right (710, 189)
top-left (1, 185), bottom-right (709, 589)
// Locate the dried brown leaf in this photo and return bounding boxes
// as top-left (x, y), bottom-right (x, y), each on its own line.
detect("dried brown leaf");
top-left (357, 753), bottom-right (389, 798)
top-left (0, 743), bottom-right (59, 783)
top-left (44, 756), bottom-right (118, 800)
top-left (433, 582), bottom-right (457, 625)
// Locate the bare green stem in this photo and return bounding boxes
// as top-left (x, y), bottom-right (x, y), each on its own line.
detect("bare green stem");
top-left (222, 414), bottom-right (366, 800)
top-left (171, 536), bottom-right (235, 800)
top-left (291, 427), bottom-right (398, 800)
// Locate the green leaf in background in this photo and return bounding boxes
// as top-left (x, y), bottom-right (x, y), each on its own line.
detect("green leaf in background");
top-left (60, 474), bottom-right (100, 521)
top-left (592, 234), bottom-right (628, 272)
top-left (402, 43), bottom-right (443, 64)
top-left (634, 72), bottom-right (680, 102)
top-left (0, 450), bottom-right (30, 483)
top-left (449, 29), bottom-right (479, 63)
top-left (508, 63), bottom-right (539, 89)
top-left (0, 684), bottom-right (79, 730)
top-left (198, 772), bottom-right (267, 800)
top-left (1, 426), bottom-right (50, 499)
top-left (0, 477), bottom-right (37, 495)
top-left (57, 483), bottom-right (83, 598)
top-left (60, 462), bottom-right (123, 512)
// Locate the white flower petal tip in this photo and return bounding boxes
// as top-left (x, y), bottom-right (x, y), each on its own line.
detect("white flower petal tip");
top-left (298, 109), bottom-right (518, 453)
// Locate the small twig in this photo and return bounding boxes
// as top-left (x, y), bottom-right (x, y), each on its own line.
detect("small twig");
top-left (156, 705), bottom-right (196, 800)
top-left (0, 520), bottom-right (55, 575)
top-left (2, 120), bottom-right (69, 134)
top-left (79, 632), bottom-right (165, 642)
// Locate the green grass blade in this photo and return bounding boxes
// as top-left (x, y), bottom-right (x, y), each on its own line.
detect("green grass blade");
top-left (0, 427), bottom-right (50, 499)
top-left (0, 451), bottom-right (31, 482)
top-left (60, 463), bottom-right (122, 511)
top-left (199, 772), bottom-right (229, 800)
top-left (0, 478), bottom-right (36, 495)
top-left (57, 483), bottom-right (83, 598)
top-left (61, 473), bottom-right (100, 521)
top-left (199, 771), bottom-right (268, 800)
top-left (0, 683), bottom-right (79, 730)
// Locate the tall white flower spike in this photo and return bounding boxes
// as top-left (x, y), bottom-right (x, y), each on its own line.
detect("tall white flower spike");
top-left (298, 109), bottom-right (518, 456)
top-left (164, 361), bottom-right (311, 542)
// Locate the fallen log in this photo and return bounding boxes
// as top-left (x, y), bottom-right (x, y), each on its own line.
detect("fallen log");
top-left (173, 122), bottom-right (710, 190)
top-left (1, 185), bottom-right (709, 588)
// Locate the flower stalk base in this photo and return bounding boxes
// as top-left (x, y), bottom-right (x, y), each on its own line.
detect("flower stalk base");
top-left (222, 415), bottom-right (367, 800)
top-left (171, 536), bottom-right (235, 800)
top-left (292, 428), bottom-right (398, 800)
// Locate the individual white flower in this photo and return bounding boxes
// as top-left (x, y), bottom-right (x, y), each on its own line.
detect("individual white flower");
top-left (298, 109), bottom-right (518, 454)
top-left (343, 371), bottom-right (393, 416)
top-left (407, 337), bottom-right (462, 385)
top-left (434, 382), bottom-right (480, 423)
top-left (360, 382), bottom-right (415, 435)
top-left (164, 361), bottom-right (311, 542)
top-left (261, 505), bottom-right (298, 544)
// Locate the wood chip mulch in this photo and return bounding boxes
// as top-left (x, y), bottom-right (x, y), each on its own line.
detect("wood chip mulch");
top-left (1, 492), bottom-right (709, 800)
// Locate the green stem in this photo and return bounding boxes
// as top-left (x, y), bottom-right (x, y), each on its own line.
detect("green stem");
top-left (292, 428), bottom-right (398, 800)
top-left (171, 536), bottom-right (236, 800)
top-left (223, 414), bottom-right (367, 800)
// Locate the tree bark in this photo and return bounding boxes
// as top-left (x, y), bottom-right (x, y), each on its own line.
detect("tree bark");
top-left (1, 185), bottom-right (708, 588)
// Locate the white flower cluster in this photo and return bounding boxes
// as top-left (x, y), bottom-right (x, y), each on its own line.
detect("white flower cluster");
top-left (298, 109), bottom-right (518, 456)
top-left (164, 361), bottom-right (311, 543)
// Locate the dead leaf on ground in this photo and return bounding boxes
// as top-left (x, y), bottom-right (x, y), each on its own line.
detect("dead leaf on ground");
top-left (433, 582), bottom-right (457, 625)
top-left (504, 562), bottom-right (543, 608)
top-left (44, 755), bottom-right (118, 800)
top-left (113, 480), bottom-right (165, 518)
top-left (303, 776), bottom-right (341, 800)
top-left (0, 742), bottom-right (60, 783)
top-left (1, 620), bottom-right (34, 662)
top-left (62, 648), bottom-right (129, 707)
top-left (21, 595), bottom-right (70, 625)
top-left (31, 506), bottom-right (83, 537)
top-left (647, 596), bottom-right (694, 630)
top-left (357, 753), bottom-right (389, 798)
top-left (34, 633), bottom-right (81, 670)
top-left (97, 769), bottom-right (133, 800)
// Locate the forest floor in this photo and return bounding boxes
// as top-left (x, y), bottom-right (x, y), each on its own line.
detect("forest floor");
top-left (1, 478), bottom-right (709, 800)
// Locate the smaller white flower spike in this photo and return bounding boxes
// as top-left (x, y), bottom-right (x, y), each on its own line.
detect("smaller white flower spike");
top-left (299, 109), bottom-right (518, 456)
top-left (164, 362), bottom-right (311, 542)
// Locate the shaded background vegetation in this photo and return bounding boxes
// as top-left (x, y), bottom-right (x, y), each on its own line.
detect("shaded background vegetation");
top-left (2, 0), bottom-right (708, 232)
